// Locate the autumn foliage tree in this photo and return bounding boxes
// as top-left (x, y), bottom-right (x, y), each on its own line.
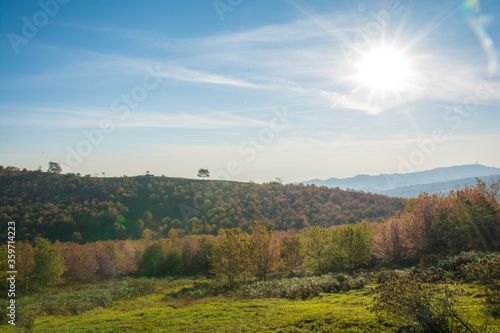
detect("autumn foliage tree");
top-left (373, 179), bottom-right (500, 267)
top-left (176, 235), bottom-right (214, 276)
top-left (452, 180), bottom-right (500, 252)
top-left (247, 222), bottom-right (280, 281)
top-left (54, 242), bottom-right (98, 282)
top-left (372, 216), bottom-right (414, 266)
top-left (209, 228), bottom-right (250, 288)
top-left (17, 240), bottom-right (35, 293)
top-left (280, 233), bottom-right (303, 277)
top-left (94, 241), bottom-right (138, 278)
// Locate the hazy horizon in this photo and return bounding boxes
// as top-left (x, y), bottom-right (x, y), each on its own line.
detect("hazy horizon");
top-left (1, 0), bottom-right (499, 183)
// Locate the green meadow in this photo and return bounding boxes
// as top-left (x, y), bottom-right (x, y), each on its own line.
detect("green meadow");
top-left (1, 278), bottom-right (496, 333)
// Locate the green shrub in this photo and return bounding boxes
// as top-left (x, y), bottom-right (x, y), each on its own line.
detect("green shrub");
top-left (13, 278), bottom-right (164, 332)
top-left (17, 296), bottom-right (41, 332)
top-left (163, 281), bottom-right (231, 300)
top-left (242, 274), bottom-right (366, 300)
top-left (139, 240), bottom-right (182, 277)
top-left (162, 275), bottom-right (367, 302)
top-left (464, 254), bottom-right (500, 318)
top-left (375, 269), bottom-right (406, 284)
top-left (372, 273), bottom-right (482, 332)
top-left (0, 298), bottom-right (9, 323)
top-left (438, 251), bottom-right (486, 279)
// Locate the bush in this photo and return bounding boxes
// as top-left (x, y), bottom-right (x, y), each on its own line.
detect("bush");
top-left (242, 274), bottom-right (366, 300)
top-left (39, 289), bottom-right (114, 316)
top-left (13, 278), bottom-right (163, 332)
top-left (464, 254), bottom-right (500, 318)
top-left (0, 298), bottom-right (9, 323)
top-left (372, 273), bottom-right (482, 332)
top-left (437, 251), bottom-right (486, 279)
top-left (375, 269), bottom-right (407, 284)
top-left (163, 281), bottom-right (231, 300)
top-left (162, 274), bottom-right (367, 302)
top-left (139, 239), bottom-right (182, 277)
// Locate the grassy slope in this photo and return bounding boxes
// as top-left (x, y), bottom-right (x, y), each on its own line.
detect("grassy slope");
top-left (31, 283), bottom-right (500, 333)
top-left (34, 292), bottom-right (384, 333)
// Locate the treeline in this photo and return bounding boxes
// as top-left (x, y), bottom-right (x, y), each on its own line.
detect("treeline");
top-left (0, 166), bottom-right (404, 242)
top-left (0, 223), bottom-right (371, 293)
top-left (2, 178), bottom-right (498, 292)
top-left (374, 178), bottom-right (500, 266)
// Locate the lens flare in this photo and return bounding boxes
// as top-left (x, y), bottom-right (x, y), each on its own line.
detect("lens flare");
top-left (461, 0), bottom-right (479, 12)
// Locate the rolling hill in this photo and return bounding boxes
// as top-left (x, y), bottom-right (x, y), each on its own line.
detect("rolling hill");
top-left (0, 166), bottom-right (404, 243)
top-left (302, 164), bottom-right (500, 197)
top-left (379, 174), bottom-right (500, 198)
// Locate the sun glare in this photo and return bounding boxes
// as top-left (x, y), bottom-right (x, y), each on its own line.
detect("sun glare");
top-left (356, 48), bottom-right (412, 93)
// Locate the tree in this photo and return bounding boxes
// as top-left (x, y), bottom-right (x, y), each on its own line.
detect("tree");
top-left (280, 234), bottom-right (303, 277)
top-left (141, 228), bottom-right (153, 240)
top-left (247, 222), bottom-right (280, 281)
top-left (139, 239), bottom-right (182, 277)
top-left (54, 242), bottom-right (98, 282)
top-left (112, 222), bottom-right (127, 240)
top-left (209, 228), bottom-right (249, 288)
top-left (94, 241), bottom-right (136, 278)
top-left (133, 219), bottom-right (145, 238)
top-left (47, 161), bottom-right (62, 174)
top-left (179, 235), bottom-right (214, 276)
top-left (17, 241), bottom-right (35, 293)
top-left (302, 225), bottom-right (331, 275)
top-left (331, 222), bottom-right (373, 272)
top-left (198, 168), bottom-right (210, 180)
top-left (71, 231), bottom-right (83, 243)
top-left (32, 238), bottom-right (65, 290)
top-left (373, 216), bottom-right (414, 266)
top-left (273, 177), bottom-right (284, 185)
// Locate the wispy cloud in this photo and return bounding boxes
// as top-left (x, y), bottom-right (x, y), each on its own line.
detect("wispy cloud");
top-left (3, 8), bottom-right (500, 117)
top-left (156, 65), bottom-right (271, 89)
top-left (0, 106), bottom-right (275, 130)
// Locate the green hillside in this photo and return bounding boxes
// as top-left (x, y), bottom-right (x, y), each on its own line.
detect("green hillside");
top-left (0, 167), bottom-right (404, 242)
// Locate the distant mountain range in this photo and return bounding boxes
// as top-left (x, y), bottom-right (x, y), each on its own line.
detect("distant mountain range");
top-left (301, 164), bottom-right (500, 198)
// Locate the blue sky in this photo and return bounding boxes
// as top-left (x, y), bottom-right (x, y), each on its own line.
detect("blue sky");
top-left (1, 0), bottom-right (499, 183)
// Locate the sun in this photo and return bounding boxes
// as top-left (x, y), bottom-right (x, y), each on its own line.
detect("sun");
top-left (355, 48), bottom-right (412, 93)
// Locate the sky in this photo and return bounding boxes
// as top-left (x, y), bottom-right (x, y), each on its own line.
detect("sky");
top-left (0, 0), bottom-right (499, 183)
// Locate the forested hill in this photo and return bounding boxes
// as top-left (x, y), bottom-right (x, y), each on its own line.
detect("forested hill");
top-left (0, 167), bottom-right (405, 243)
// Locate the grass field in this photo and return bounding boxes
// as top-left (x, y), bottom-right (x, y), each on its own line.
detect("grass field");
top-left (0, 278), bottom-right (493, 333)
top-left (33, 291), bottom-right (386, 332)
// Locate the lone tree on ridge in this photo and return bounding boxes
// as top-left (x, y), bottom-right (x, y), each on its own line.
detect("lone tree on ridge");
top-left (197, 168), bottom-right (210, 180)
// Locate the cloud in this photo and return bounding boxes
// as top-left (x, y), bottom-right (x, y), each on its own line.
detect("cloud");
top-left (155, 64), bottom-right (271, 89)
top-left (3, 8), bottom-right (500, 118)
top-left (0, 105), bottom-right (275, 130)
